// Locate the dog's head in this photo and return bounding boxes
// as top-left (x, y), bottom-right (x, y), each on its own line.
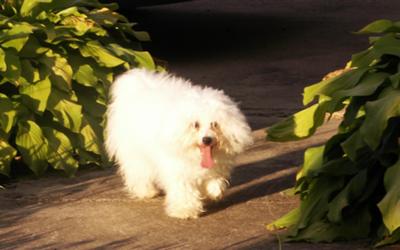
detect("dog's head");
top-left (179, 88), bottom-right (253, 168)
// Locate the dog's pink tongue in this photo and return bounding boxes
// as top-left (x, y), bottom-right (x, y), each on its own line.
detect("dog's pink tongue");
top-left (200, 145), bottom-right (214, 168)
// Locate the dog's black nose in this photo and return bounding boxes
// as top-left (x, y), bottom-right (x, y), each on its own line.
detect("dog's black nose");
top-left (202, 137), bottom-right (213, 146)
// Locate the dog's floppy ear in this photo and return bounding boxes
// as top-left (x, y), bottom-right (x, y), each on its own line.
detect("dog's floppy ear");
top-left (219, 105), bottom-right (253, 155)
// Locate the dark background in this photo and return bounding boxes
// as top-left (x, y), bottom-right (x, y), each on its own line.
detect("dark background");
top-left (119, 0), bottom-right (398, 130)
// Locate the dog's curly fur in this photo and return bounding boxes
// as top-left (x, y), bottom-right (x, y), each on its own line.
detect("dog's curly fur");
top-left (105, 69), bottom-right (253, 219)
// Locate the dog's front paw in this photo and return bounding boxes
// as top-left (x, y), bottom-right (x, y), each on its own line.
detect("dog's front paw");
top-left (166, 208), bottom-right (200, 219)
top-left (126, 185), bottom-right (161, 200)
top-left (206, 178), bottom-right (228, 201)
top-left (165, 201), bottom-right (203, 219)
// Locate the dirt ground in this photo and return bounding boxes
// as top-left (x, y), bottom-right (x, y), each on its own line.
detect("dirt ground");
top-left (1, 1), bottom-right (400, 249)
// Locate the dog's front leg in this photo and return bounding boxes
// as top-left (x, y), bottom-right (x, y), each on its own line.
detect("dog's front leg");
top-left (205, 178), bottom-right (229, 201)
top-left (164, 179), bottom-right (204, 219)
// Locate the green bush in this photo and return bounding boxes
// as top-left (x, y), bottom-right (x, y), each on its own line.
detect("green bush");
top-left (0, 0), bottom-right (156, 177)
top-left (267, 19), bottom-right (400, 247)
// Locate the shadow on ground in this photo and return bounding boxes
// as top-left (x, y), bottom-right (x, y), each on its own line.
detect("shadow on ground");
top-left (0, 123), bottom-right (335, 249)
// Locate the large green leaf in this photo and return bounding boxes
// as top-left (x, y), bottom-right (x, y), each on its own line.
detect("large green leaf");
top-left (15, 120), bottom-right (49, 175)
top-left (317, 158), bottom-right (360, 177)
top-left (1, 22), bottom-right (36, 51)
top-left (357, 19), bottom-right (394, 34)
top-left (108, 43), bottom-right (156, 69)
top-left (42, 24), bottom-right (76, 43)
top-left (374, 35), bottom-right (400, 57)
top-left (303, 68), bottom-right (367, 105)
top-left (333, 72), bottom-right (388, 98)
top-left (267, 100), bottom-right (341, 141)
top-left (68, 52), bottom-right (113, 96)
top-left (350, 48), bottom-right (380, 68)
top-left (20, 59), bottom-right (41, 85)
top-left (322, 132), bottom-right (348, 161)
top-left (131, 50), bottom-right (156, 69)
top-left (20, 0), bottom-right (52, 17)
top-left (117, 22), bottom-right (151, 42)
top-left (341, 130), bottom-right (367, 161)
top-left (267, 104), bottom-right (320, 141)
top-left (289, 207), bottom-right (371, 242)
top-left (0, 47), bottom-right (6, 71)
top-left (48, 50), bottom-right (73, 86)
top-left (295, 177), bottom-right (345, 231)
top-left (86, 7), bottom-right (121, 29)
top-left (74, 83), bottom-right (106, 118)
top-left (390, 73), bottom-right (400, 89)
top-left (267, 207), bottom-right (300, 230)
top-left (79, 40), bottom-right (126, 68)
top-left (296, 145), bottom-right (324, 180)
top-left (340, 99), bottom-right (365, 129)
top-left (39, 50), bottom-right (73, 90)
top-left (20, 0), bottom-right (102, 18)
top-left (42, 127), bottom-right (78, 176)
top-left (73, 64), bottom-right (98, 87)
top-left (0, 139), bottom-right (17, 176)
top-left (378, 158), bottom-right (400, 234)
top-left (3, 48), bottom-right (21, 81)
top-left (28, 0), bottom-right (110, 17)
top-left (19, 76), bottom-right (51, 114)
top-left (327, 169), bottom-right (368, 223)
top-left (47, 88), bottom-right (82, 133)
top-left (79, 117), bottom-right (102, 155)
top-left (59, 7), bottom-right (96, 36)
top-left (360, 87), bottom-right (400, 149)
top-left (0, 93), bottom-right (17, 134)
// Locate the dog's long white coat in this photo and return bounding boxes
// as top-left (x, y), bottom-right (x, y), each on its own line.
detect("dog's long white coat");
top-left (105, 68), bottom-right (253, 219)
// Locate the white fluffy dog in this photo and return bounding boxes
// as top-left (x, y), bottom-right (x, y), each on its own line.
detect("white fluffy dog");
top-left (105, 68), bottom-right (253, 219)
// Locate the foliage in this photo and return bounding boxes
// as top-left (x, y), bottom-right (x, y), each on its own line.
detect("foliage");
top-left (267, 19), bottom-right (400, 247)
top-left (0, 0), bottom-right (156, 177)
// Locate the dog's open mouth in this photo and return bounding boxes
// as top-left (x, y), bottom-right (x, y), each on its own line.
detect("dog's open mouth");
top-left (200, 145), bottom-right (214, 168)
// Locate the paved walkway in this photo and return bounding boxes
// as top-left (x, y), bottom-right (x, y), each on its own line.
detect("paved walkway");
top-left (1, 123), bottom-right (345, 250)
top-left (2, 1), bottom-right (400, 249)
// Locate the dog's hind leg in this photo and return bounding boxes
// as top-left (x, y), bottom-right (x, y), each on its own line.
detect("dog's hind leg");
top-left (118, 157), bottom-right (160, 199)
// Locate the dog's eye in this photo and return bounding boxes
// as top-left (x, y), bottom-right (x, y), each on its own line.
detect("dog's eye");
top-left (211, 122), bottom-right (218, 128)
top-left (194, 121), bottom-right (200, 129)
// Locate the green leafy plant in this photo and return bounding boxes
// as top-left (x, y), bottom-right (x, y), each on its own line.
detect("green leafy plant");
top-left (267, 19), bottom-right (400, 247)
top-left (0, 0), bottom-right (156, 177)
